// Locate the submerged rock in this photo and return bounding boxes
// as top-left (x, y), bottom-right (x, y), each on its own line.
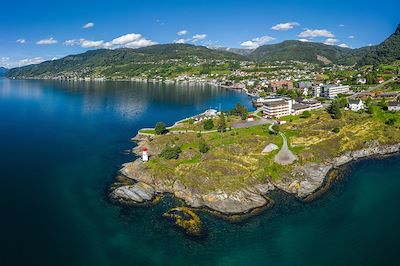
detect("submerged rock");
top-left (163, 207), bottom-right (203, 236)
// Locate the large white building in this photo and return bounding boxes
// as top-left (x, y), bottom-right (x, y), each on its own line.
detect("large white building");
top-left (262, 100), bottom-right (293, 117)
top-left (314, 85), bottom-right (350, 98)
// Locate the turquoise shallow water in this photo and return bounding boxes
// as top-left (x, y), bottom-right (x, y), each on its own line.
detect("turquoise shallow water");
top-left (0, 78), bottom-right (399, 266)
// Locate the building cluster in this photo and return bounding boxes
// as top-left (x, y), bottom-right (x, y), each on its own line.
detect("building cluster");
top-left (260, 96), bottom-right (323, 117)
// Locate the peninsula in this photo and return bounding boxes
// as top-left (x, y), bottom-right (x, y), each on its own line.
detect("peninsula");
top-left (110, 97), bottom-right (400, 220)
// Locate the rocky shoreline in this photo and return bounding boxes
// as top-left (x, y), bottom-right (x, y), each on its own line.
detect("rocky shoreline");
top-left (110, 136), bottom-right (400, 217)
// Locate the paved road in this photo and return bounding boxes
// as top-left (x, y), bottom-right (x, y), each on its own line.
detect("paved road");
top-left (349, 78), bottom-right (395, 99)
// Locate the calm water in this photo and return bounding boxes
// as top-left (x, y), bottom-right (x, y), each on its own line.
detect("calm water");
top-left (0, 78), bottom-right (399, 266)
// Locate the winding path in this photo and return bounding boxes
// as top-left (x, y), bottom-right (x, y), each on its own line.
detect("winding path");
top-left (269, 123), bottom-right (298, 165)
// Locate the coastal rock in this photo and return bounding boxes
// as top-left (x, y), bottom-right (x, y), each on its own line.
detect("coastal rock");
top-left (201, 189), bottom-right (267, 214)
top-left (110, 182), bottom-right (155, 203)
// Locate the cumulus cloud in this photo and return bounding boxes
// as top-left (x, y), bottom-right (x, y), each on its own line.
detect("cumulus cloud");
top-left (324, 38), bottom-right (339, 45)
top-left (240, 35), bottom-right (275, 49)
top-left (177, 30), bottom-right (188, 36)
top-left (338, 43), bottom-right (350, 48)
top-left (271, 22), bottom-right (299, 31)
top-left (298, 29), bottom-right (334, 38)
top-left (16, 39), bottom-right (26, 44)
top-left (64, 33), bottom-right (156, 49)
top-left (298, 39), bottom-right (310, 42)
top-left (83, 22), bottom-right (95, 29)
top-left (339, 24), bottom-right (345, 27)
top-left (174, 38), bottom-right (186, 44)
top-left (191, 34), bottom-right (207, 42)
top-left (348, 35), bottom-right (355, 39)
top-left (18, 57), bottom-right (45, 66)
top-left (37, 37), bottom-right (58, 45)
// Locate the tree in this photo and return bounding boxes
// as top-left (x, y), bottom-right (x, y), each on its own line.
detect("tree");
top-left (328, 101), bottom-right (342, 119)
top-left (229, 103), bottom-right (248, 120)
top-left (155, 122), bottom-right (167, 135)
top-left (300, 111), bottom-right (311, 118)
top-left (160, 145), bottom-right (181, 159)
top-left (385, 118), bottom-right (396, 126)
top-left (217, 112), bottom-right (226, 132)
top-left (203, 119), bottom-right (214, 130)
top-left (198, 138), bottom-right (209, 153)
top-left (379, 98), bottom-right (388, 110)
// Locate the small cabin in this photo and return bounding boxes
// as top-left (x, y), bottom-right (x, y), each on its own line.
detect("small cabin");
top-left (247, 115), bottom-right (255, 122)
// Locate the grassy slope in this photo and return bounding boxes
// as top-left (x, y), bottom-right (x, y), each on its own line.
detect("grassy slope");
top-left (140, 109), bottom-right (400, 194)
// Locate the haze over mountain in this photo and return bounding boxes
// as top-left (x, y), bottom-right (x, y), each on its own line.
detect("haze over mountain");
top-left (6, 24), bottom-right (400, 79)
top-left (0, 67), bottom-right (7, 76)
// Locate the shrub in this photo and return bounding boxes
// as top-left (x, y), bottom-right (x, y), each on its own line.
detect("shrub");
top-left (385, 118), bottom-right (396, 126)
top-left (332, 127), bottom-right (340, 133)
top-left (155, 122), bottom-right (167, 135)
top-left (198, 138), bottom-right (209, 153)
top-left (203, 119), bottom-right (214, 130)
top-left (217, 113), bottom-right (226, 133)
top-left (300, 111), bottom-right (311, 118)
top-left (160, 145), bottom-right (181, 159)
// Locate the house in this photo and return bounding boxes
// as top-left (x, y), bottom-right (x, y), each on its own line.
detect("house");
top-left (142, 148), bottom-right (149, 162)
top-left (388, 101), bottom-right (400, 111)
top-left (194, 109), bottom-right (218, 122)
top-left (269, 81), bottom-right (293, 92)
top-left (348, 99), bottom-right (364, 111)
top-left (357, 78), bottom-right (367, 84)
top-left (377, 77), bottom-right (385, 84)
top-left (247, 115), bottom-right (255, 122)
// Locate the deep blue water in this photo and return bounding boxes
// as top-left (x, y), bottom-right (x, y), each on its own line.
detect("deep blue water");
top-left (1, 78), bottom-right (399, 266)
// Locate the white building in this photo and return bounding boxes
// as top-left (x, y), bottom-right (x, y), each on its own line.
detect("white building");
top-left (388, 101), bottom-right (400, 111)
top-left (317, 85), bottom-right (350, 99)
top-left (262, 100), bottom-right (292, 117)
top-left (291, 99), bottom-right (323, 115)
top-left (348, 99), bottom-right (365, 111)
top-left (142, 148), bottom-right (149, 162)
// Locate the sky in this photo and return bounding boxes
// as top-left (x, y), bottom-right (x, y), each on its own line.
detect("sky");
top-left (1, 0), bottom-right (399, 68)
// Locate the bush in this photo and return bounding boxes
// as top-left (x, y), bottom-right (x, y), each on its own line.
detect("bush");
top-left (300, 111), bottom-right (311, 118)
top-left (198, 138), bottom-right (209, 153)
top-left (217, 113), bottom-right (226, 133)
top-left (385, 118), bottom-right (396, 126)
top-left (203, 119), bottom-right (214, 130)
top-left (155, 122), bottom-right (167, 135)
top-left (160, 145), bottom-right (181, 159)
top-left (332, 127), bottom-right (340, 133)
top-left (327, 101), bottom-right (342, 119)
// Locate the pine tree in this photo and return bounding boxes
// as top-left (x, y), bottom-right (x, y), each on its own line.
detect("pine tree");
top-left (217, 112), bottom-right (226, 132)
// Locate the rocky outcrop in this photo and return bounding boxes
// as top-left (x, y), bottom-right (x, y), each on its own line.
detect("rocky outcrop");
top-left (111, 140), bottom-right (399, 215)
top-left (110, 181), bottom-right (155, 203)
top-left (277, 142), bottom-right (400, 198)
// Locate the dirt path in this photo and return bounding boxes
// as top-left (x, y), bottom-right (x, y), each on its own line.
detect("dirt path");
top-left (269, 124), bottom-right (298, 165)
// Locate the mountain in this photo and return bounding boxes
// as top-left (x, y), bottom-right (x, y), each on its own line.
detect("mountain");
top-left (357, 24), bottom-right (400, 66)
top-left (213, 47), bottom-right (254, 56)
top-left (0, 67), bottom-right (7, 76)
top-left (248, 40), bottom-right (370, 65)
top-left (7, 44), bottom-right (243, 79)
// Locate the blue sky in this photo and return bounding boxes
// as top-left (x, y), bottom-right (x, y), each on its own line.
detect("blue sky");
top-left (1, 0), bottom-right (399, 68)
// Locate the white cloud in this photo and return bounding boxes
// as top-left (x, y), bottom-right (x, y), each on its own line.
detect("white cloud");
top-left (339, 24), bottom-right (345, 27)
top-left (81, 39), bottom-right (105, 48)
top-left (18, 57), bottom-right (45, 66)
top-left (298, 29), bottom-right (334, 38)
top-left (324, 38), bottom-right (339, 45)
top-left (191, 34), bottom-right (207, 42)
top-left (83, 22), bottom-right (95, 29)
top-left (348, 35), bottom-right (355, 39)
top-left (240, 35), bottom-right (275, 49)
top-left (175, 38), bottom-right (186, 44)
top-left (177, 30), bottom-right (188, 36)
top-left (63, 33), bottom-right (156, 49)
top-left (16, 39), bottom-right (26, 44)
top-left (37, 37), bottom-right (58, 45)
top-left (338, 43), bottom-right (350, 48)
top-left (298, 39), bottom-right (310, 42)
top-left (271, 22), bottom-right (299, 31)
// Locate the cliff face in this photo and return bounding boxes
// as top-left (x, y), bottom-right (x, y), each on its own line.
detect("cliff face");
top-left (110, 139), bottom-right (400, 215)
